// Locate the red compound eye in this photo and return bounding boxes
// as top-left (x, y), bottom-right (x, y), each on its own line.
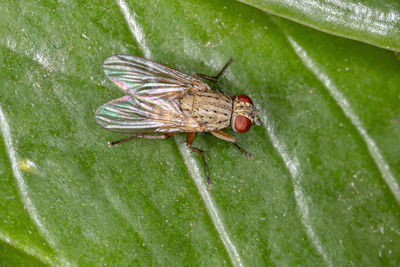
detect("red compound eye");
top-left (237, 95), bottom-right (253, 105)
top-left (234, 115), bottom-right (252, 133)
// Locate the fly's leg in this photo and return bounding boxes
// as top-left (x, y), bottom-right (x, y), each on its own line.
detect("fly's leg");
top-left (196, 58), bottom-right (233, 82)
top-left (108, 133), bottom-right (175, 147)
top-left (232, 143), bottom-right (252, 159)
top-left (186, 132), bottom-right (211, 185)
top-left (211, 130), bottom-right (252, 159)
top-left (196, 58), bottom-right (233, 94)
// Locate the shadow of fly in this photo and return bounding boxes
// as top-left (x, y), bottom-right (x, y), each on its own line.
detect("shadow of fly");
top-left (95, 55), bottom-right (260, 184)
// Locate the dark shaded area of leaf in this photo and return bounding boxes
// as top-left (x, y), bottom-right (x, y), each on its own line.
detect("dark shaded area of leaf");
top-left (0, 240), bottom-right (47, 267)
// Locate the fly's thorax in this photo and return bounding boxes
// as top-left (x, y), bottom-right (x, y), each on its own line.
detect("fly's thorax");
top-left (231, 95), bottom-right (259, 133)
top-left (179, 91), bottom-right (233, 131)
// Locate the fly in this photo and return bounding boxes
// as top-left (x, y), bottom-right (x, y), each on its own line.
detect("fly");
top-left (95, 55), bottom-right (260, 184)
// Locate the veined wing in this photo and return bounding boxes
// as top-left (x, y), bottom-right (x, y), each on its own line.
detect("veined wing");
top-left (95, 96), bottom-right (203, 134)
top-left (103, 55), bottom-right (210, 99)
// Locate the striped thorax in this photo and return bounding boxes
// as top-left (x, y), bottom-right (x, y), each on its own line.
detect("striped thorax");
top-left (180, 90), bottom-right (233, 132)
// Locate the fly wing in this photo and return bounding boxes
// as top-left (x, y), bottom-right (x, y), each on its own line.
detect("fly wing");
top-left (103, 55), bottom-right (210, 99)
top-left (95, 96), bottom-right (202, 133)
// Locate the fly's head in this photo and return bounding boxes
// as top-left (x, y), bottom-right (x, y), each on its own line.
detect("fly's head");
top-left (231, 95), bottom-right (261, 133)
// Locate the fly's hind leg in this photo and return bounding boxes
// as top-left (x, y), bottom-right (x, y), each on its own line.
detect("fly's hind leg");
top-left (196, 58), bottom-right (233, 83)
top-left (211, 130), bottom-right (252, 159)
top-left (108, 133), bottom-right (175, 147)
top-left (186, 132), bottom-right (211, 185)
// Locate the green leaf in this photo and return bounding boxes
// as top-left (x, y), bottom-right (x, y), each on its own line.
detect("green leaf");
top-left (238, 0), bottom-right (400, 52)
top-left (1, 0), bottom-right (399, 265)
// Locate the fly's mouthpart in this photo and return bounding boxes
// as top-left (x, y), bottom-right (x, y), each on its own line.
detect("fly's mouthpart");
top-left (253, 110), bottom-right (261, 126)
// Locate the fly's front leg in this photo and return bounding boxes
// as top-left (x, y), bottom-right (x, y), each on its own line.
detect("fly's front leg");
top-left (211, 130), bottom-right (252, 159)
top-left (109, 133), bottom-right (175, 147)
top-left (186, 132), bottom-right (211, 185)
top-left (195, 58), bottom-right (233, 83)
top-left (232, 143), bottom-right (252, 159)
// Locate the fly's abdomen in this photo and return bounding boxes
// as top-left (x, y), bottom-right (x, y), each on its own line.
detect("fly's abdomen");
top-left (180, 91), bottom-right (233, 131)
